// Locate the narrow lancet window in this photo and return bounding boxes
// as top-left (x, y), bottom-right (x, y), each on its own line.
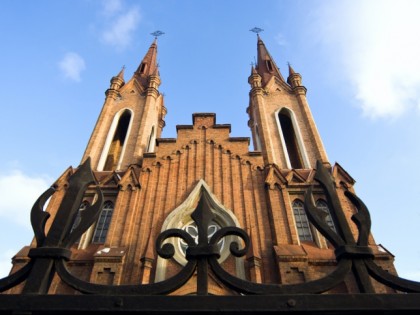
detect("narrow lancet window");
top-left (279, 109), bottom-right (304, 169)
top-left (292, 199), bottom-right (313, 241)
top-left (104, 110), bottom-right (131, 171)
top-left (92, 201), bottom-right (114, 244)
top-left (255, 125), bottom-right (262, 151)
top-left (146, 126), bottom-right (156, 152)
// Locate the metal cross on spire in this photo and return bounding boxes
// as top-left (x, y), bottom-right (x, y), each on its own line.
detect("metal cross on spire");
top-left (250, 27), bottom-right (264, 35)
top-left (151, 30), bottom-right (165, 39)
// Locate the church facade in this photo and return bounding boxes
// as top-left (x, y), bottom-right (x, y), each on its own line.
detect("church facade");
top-left (8, 35), bottom-right (397, 295)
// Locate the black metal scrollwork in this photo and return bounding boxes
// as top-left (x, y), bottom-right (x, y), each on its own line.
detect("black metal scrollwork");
top-left (304, 160), bottom-right (420, 293)
top-left (1, 158), bottom-right (420, 296)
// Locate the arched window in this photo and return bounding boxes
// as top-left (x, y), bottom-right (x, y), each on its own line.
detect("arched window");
top-left (92, 201), bottom-right (114, 244)
top-left (316, 199), bottom-right (336, 232)
top-left (278, 109), bottom-right (304, 169)
top-left (104, 110), bottom-right (131, 171)
top-left (292, 199), bottom-right (313, 241)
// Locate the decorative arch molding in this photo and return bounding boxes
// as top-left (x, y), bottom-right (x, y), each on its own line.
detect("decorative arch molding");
top-left (274, 107), bottom-right (310, 169)
top-left (155, 179), bottom-right (245, 283)
top-left (97, 108), bottom-right (134, 171)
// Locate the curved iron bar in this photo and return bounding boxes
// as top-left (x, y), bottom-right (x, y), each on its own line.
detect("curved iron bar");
top-left (0, 261), bottom-right (34, 293)
top-left (304, 185), bottom-right (344, 248)
top-left (206, 223), bottom-right (352, 294)
top-left (0, 186), bottom-right (55, 293)
top-left (365, 259), bottom-right (420, 293)
top-left (31, 187), bottom-right (56, 247)
top-left (344, 191), bottom-right (371, 246)
top-left (210, 256), bottom-right (352, 294)
top-left (55, 259), bottom-right (197, 295)
top-left (55, 223), bottom-right (199, 294)
top-left (62, 186), bottom-right (104, 247)
top-left (209, 227), bottom-right (250, 258)
top-left (304, 160), bottom-right (420, 293)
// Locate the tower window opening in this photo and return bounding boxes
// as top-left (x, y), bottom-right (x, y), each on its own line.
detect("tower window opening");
top-left (92, 201), bottom-right (114, 244)
top-left (140, 63), bottom-right (146, 73)
top-left (104, 110), bottom-right (131, 171)
top-left (279, 110), bottom-right (304, 169)
top-left (266, 60), bottom-right (274, 72)
top-left (292, 199), bottom-right (313, 242)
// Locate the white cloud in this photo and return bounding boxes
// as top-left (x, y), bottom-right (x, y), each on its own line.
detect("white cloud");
top-left (101, 6), bottom-right (141, 50)
top-left (0, 170), bottom-right (52, 229)
top-left (102, 0), bottom-right (123, 16)
top-left (58, 52), bottom-right (86, 82)
top-left (315, 0), bottom-right (420, 119)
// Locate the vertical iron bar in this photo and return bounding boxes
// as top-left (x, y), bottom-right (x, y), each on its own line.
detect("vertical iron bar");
top-left (23, 159), bottom-right (96, 294)
top-left (314, 161), bottom-right (375, 293)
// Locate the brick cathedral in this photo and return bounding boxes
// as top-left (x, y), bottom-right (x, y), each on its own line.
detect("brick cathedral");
top-left (8, 35), bottom-right (397, 295)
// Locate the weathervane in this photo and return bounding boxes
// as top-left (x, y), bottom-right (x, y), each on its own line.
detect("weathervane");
top-left (151, 30), bottom-right (165, 39)
top-left (250, 27), bottom-right (264, 35)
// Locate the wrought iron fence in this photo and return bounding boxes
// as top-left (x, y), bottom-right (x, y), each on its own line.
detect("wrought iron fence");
top-left (1, 158), bottom-right (420, 313)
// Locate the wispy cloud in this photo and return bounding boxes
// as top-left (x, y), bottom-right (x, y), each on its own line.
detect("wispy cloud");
top-left (100, 1), bottom-right (141, 51)
top-left (102, 0), bottom-right (123, 17)
top-left (315, 0), bottom-right (420, 119)
top-left (0, 170), bottom-right (52, 229)
top-left (275, 33), bottom-right (288, 47)
top-left (58, 52), bottom-right (86, 82)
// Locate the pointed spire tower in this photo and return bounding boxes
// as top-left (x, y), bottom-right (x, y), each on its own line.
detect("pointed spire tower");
top-left (247, 34), bottom-right (329, 169)
top-left (256, 34), bottom-right (286, 85)
top-left (134, 38), bottom-right (159, 89)
top-left (81, 38), bottom-right (166, 171)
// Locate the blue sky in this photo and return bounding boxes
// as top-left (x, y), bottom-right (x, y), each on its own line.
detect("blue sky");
top-left (1, 0), bottom-right (420, 281)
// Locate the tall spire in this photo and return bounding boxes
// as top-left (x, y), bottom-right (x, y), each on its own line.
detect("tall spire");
top-left (256, 35), bottom-right (285, 86)
top-left (134, 38), bottom-right (159, 87)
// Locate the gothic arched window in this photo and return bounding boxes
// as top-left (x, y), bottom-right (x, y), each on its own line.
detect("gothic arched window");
top-left (92, 201), bottom-right (114, 244)
top-left (278, 109), bottom-right (304, 169)
top-left (316, 199), bottom-right (336, 232)
top-left (104, 110), bottom-right (131, 171)
top-left (292, 199), bottom-right (313, 241)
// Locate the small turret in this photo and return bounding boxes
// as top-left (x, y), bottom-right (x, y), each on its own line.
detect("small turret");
top-left (287, 63), bottom-right (307, 95)
top-left (110, 66), bottom-right (125, 90)
top-left (105, 66), bottom-right (125, 99)
top-left (248, 65), bottom-right (262, 88)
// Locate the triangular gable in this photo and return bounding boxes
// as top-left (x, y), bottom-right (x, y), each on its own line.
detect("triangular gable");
top-left (264, 75), bottom-right (293, 93)
top-left (265, 164), bottom-right (287, 189)
top-left (119, 77), bottom-right (145, 95)
top-left (119, 166), bottom-right (141, 191)
top-left (286, 169), bottom-right (307, 184)
top-left (99, 172), bottom-right (121, 187)
top-left (332, 162), bottom-right (356, 187)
